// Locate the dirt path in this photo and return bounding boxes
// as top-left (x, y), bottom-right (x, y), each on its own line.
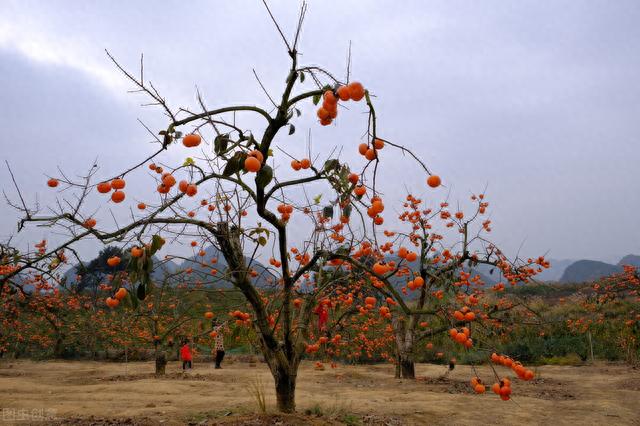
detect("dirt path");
top-left (0, 359), bottom-right (638, 425)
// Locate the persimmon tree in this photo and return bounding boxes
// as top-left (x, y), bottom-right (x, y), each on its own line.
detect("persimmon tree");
top-left (567, 265), bottom-right (640, 363)
top-left (323, 192), bottom-right (549, 382)
top-left (2, 3), bottom-right (545, 411)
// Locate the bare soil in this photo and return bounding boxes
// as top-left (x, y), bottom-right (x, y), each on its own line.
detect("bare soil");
top-left (0, 359), bottom-right (638, 425)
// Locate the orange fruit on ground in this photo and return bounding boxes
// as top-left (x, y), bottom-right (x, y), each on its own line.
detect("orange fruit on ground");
top-left (111, 190), bottom-right (125, 203)
top-left (183, 133), bottom-right (201, 148)
top-left (111, 178), bottom-right (126, 190)
top-left (47, 178), bottom-right (59, 188)
top-left (300, 158), bottom-right (311, 169)
top-left (244, 156), bottom-right (261, 173)
top-left (337, 86), bottom-right (350, 101)
top-left (347, 82), bottom-right (365, 101)
top-left (97, 182), bottom-right (112, 193)
top-left (427, 175), bottom-right (441, 188)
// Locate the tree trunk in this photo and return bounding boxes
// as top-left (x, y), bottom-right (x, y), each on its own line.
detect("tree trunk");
top-left (399, 356), bottom-right (416, 379)
top-left (392, 317), bottom-right (416, 379)
top-left (54, 335), bottom-right (64, 358)
top-left (155, 349), bottom-right (167, 375)
top-left (274, 366), bottom-right (297, 413)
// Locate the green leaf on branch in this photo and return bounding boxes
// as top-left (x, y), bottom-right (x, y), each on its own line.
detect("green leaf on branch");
top-left (257, 236), bottom-right (267, 246)
top-left (150, 235), bottom-right (165, 255)
top-left (312, 93), bottom-right (321, 105)
top-left (223, 152), bottom-right (245, 177)
top-left (323, 159), bottom-right (340, 173)
top-left (255, 165), bottom-right (273, 188)
top-left (289, 124), bottom-right (295, 135)
top-left (313, 194), bottom-right (322, 205)
top-left (335, 245), bottom-right (350, 256)
top-left (183, 157), bottom-right (195, 167)
top-left (323, 205), bottom-right (334, 219)
top-left (299, 72), bottom-right (305, 83)
top-left (214, 134), bottom-right (230, 155)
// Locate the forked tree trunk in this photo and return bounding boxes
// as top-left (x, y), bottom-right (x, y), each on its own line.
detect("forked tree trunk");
top-left (399, 355), bottom-right (416, 379)
top-left (214, 222), bottom-right (301, 413)
top-left (393, 317), bottom-right (416, 379)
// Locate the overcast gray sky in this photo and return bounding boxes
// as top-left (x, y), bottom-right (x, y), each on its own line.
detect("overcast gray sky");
top-left (1, 0), bottom-right (639, 265)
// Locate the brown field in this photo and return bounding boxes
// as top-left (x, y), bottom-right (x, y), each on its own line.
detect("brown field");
top-left (0, 358), bottom-right (639, 425)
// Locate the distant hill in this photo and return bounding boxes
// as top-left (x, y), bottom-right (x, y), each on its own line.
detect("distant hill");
top-left (617, 254), bottom-right (640, 268)
top-left (560, 260), bottom-right (622, 283)
top-left (535, 259), bottom-right (576, 282)
top-left (62, 256), bottom-right (179, 287)
top-left (178, 245), bottom-right (276, 289)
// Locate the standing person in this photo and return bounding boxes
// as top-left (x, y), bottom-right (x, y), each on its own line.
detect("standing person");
top-left (212, 320), bottom-right (225, 369)
top-left (180, 339), bottom-right (192, 371)
top-left (314, 299), bottom-right (331, 332)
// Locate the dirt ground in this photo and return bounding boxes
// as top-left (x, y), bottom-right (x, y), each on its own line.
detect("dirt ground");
top-left (1, 358), bottom-right (639, 425)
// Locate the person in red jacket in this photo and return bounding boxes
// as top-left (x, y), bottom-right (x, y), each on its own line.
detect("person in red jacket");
top-left (180, 339), bottom-right (192, 371)
top-left (314, 299), bottom-right (331, 332)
